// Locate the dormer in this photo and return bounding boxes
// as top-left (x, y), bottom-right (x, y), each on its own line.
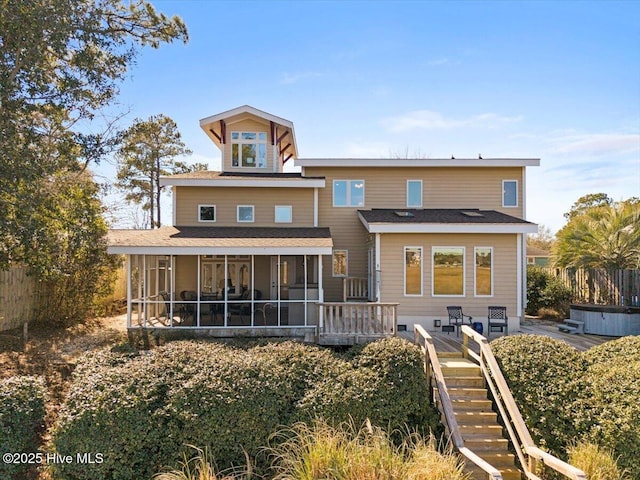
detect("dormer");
top-left (200, 105), bottom-right (298, 173)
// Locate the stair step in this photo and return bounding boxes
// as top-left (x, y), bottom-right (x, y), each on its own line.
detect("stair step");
top-left (453, 410), bottom-right (498, 424)
top-left (458, 424), bottom-right (504, 435)
top-left (443, 376), bottom-right (485, 387)
top-left (437, 352), bottom-right (463, 358)
top-left (476, 451), bottom-right (516, 467)
top-left (439, 359), bottom-right (481, 377)
top-left (465, 465), bottom-right (521, 480)
top-left (446, 387), bottom-right (488, 398)
top-left (463, 436), bottom-right (509, 451)
top-left (451, 398), bottom-right (494, 410)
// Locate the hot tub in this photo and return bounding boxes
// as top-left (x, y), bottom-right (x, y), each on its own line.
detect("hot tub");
top-left (570, 304), bottom-right (640, 337)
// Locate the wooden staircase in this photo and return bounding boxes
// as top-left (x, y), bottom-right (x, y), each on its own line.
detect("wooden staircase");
top-left (437, 352), bottom-right (521, 480)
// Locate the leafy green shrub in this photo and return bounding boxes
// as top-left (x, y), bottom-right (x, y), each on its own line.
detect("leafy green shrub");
top-left (0, 376), bottom-right (48, 479)
top-left (567, 441), bottom-right (628, 480)
top-left (584, 361), bottom-right (640, 479)
top-left (490, 335), bottom-right (587, 455)
top-left (526, 267), bottom-right (549, 315)
top-left (296, 338), bottom-right (438, 434)
top-left (53, 338), bottom-right (435, 480)
top-left (583, 336), bottom-right (640, 366)
top-left (526, 267), bottom-right (572, 316)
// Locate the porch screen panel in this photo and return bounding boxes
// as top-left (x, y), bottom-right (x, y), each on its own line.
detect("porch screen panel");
top-left (433, 247), bottom-right (465, 296)
top-left (404, 247), bottom-right (422, 296)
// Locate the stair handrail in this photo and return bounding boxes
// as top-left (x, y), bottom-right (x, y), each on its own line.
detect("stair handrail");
top-left (414, 324), bottom-right (503, 480)
top-left (460, 325), bottom-right (587, 480)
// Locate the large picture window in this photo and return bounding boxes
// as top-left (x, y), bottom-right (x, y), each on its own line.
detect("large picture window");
top-left (231, 131), bottom-right (267, 168)
top-left (503, 180), bottom-right (518, 207)
top-left (333, 180), bottom-right (365, 207)
top-left (404, 247), bottom-right (423, 296)
top-left (432, 247), bottom-right (465, 296)
top-left (475, 247), bottom-right (493, 296)
top-left (332, 250), bottom-right (348, 277)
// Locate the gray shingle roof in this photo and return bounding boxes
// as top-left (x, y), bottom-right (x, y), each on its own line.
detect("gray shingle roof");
top-left (358, 209), bottom-right (534, 225)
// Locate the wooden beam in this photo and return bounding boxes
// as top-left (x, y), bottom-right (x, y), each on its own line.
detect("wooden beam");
top-left (283, 153), bottom-right (293, 164)
top-left (270, 121), bottom-right (276, 145)
top-left (208, 128), bottom-right (221, 143)
top-left (220, 120), bottom-right (226, 144)
top-left (279, 143), bottom-right (291, 155)
top-left (277, 130), bottom-right (289, 144)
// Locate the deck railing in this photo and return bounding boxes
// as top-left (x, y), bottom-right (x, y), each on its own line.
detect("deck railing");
top-left (342, 277), bottom-right (369, 301)
top-left (460, 325), bottom-right (587, 480)
top-left (319, 302), bottom-right (397, 337)
top-left (414, 325), bottom-right (503, 480)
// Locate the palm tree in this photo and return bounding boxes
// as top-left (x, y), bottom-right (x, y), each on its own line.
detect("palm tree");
top-left (554, 201), bottom-right (640, 270)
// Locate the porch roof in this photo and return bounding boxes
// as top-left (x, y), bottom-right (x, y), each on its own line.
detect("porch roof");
top-left (357, 209), bottom-right (538, 234)
top-left (107, 226), bottom-right (333, 255)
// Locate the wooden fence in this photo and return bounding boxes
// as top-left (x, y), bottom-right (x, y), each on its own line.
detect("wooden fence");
top-left (541, 267), bottom-right (640, 306)
top-left (0, 266), bottom-right (40, 332)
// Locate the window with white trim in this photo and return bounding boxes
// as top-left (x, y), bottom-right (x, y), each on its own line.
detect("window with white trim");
top-left (406, 180), bottom-right (423, 208)
top-left (333, 180), bottom-right (365, 207)
top-left (231, 131), bottom-right (267, 168)
top-left (432, 247), bottom-right (465, 296)
top-left (503, 180), bottom-right (518, 207)
top-left (198, 205), bottom-right (216, 222)
top-left (332, 250), bottom-right (348, 277)
top-left (475, 247), bottom-right (493, 296)
top-left (237, 205), bottom-right (255, 223)
top-left (404, 246), bottom-right (423, 296)
top-left (274, 205), bottom-right (292, 223)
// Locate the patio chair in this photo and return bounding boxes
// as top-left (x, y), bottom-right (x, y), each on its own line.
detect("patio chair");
top-left (159, 291), bottom-right (181, 326)
top-left (178, 290), bottom-right (197, 326)
top-left (446, 306), bottom-right (472, 337)
top-left (488, 306), bottom-right (508, 337)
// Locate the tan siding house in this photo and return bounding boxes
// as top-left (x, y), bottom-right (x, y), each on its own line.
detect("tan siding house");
top-left (108, 105), bottom-right (538, 343)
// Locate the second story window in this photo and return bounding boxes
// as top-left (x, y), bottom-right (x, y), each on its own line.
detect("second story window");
top-left (237, 205), bottom-right (255, 223)
top-left (274, 205), bottom-right (292, 223)
top-left (198, 205), bottom-right (216, 222)
top-left (231, 132), bottom-right (267, 168)
top-left (333, 180), bottom-right (365, 207)
top-left (503, 180), bottom-right (518, 207)
top-left (406, 180), bottom-right (423, 208)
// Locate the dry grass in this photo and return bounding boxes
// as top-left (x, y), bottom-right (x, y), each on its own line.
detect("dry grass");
top-left (567, 442), bottom-right (628, 480)
top-left (154, 446), bottom-right (253, 480)
top-left (267, 419), bottom-right (469, 480)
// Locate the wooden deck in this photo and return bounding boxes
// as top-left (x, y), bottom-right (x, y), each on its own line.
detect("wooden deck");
top-left (402, 319), bottom-right (616, 353)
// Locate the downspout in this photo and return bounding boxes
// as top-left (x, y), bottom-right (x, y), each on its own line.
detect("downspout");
top-left (375, 233), bottom-right (381, 302)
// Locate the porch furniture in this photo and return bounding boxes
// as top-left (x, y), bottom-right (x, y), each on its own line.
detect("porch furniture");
top-left (446, 306), bottom-right (472, 337)
top-left (254, 302), bottom-right (274, 325)
top-left (229, 289), bottom-right (262, 323)
top-left (179, 290), bottom-right (197, 326)
top-left (488, 306), bottom-right (508, 337)
top-left (160, 291), bottom-right (182, 326)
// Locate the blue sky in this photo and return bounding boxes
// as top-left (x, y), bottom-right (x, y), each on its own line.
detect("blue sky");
top-left (98, 0), bottom-right (640, 233)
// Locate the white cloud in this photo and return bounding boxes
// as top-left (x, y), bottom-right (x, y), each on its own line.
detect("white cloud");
top-left (549, 133), bottom-right (640, 156)
top-left (382, 110), bottom-right (523, 132)
top-left (279, 71), bottom-right (325, 85)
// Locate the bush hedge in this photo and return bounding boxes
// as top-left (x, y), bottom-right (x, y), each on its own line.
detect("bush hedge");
top-left (490, 335), bottom-right (588, 455)
top-left (493, 334), bottom-right (640, 479)
top-left (52, 338), bottom-right (436, 480)
top-left (526, 267), bottom-right (572, 316)
top-left (0, 376), bottom-right (48, 479)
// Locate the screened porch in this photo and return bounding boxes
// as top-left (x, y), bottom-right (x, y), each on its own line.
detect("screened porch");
top-left (127, 253), bottom-right (322, 329)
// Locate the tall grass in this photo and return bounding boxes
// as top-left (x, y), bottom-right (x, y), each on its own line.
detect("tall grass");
top-left (266, 419), bottom-right (469, 480)
top-left (154, 446), bottom-right (253, 480)
top-left (567, 442), bottom-right (628, 480)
